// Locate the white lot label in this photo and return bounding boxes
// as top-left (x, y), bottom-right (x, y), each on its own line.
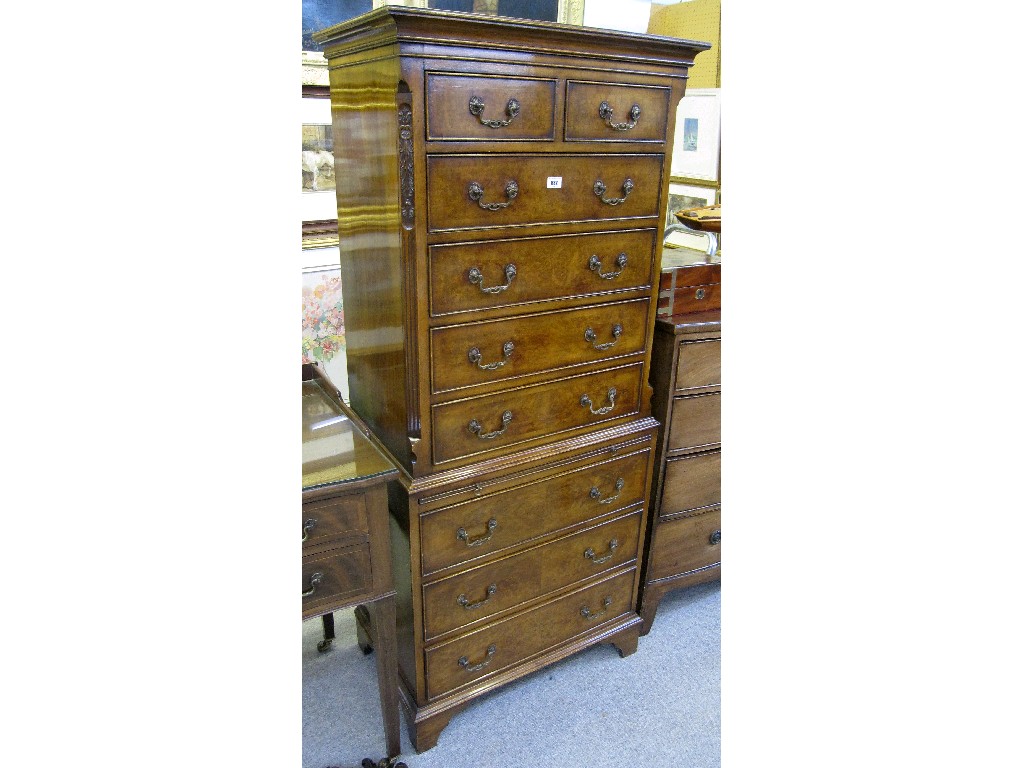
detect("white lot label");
top-left (546, 176), bottom-right (563, 188)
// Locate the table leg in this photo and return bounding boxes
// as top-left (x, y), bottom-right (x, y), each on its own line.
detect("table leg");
top-left (367, 596), bottom-right (401, 760)
top-left (317, 611), bottom-right (335, 653)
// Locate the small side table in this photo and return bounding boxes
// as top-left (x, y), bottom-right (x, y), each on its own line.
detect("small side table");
top-left (302, 363), bottom-right (402, 764)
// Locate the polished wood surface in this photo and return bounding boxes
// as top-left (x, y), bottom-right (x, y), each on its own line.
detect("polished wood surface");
top-left (314, 6), bottom-right (709, 752)
top-left (638, 312), bottom-right (721, 635)
top-left (301, 364), bottom-right (402, 760)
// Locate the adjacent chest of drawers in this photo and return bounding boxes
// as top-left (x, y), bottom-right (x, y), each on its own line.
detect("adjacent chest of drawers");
top-left (639, 310), bottom-right (721, 634)
top-left (315, 7), bottom-right (708, 753)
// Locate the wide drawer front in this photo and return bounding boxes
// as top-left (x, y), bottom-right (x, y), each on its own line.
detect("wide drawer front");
top-left (426, 154), bottom-right (664, 232)
top-left (301, 543), bottom-right (371, 618)
top-left (565, 81), bottom-right (671, 142)
top-left (301, 492), bottom-right (368, 550)
top-left (428, 229), bottom-right (658, 318)
top-left (668, 391), bottom-right (721, 452)
top-left (430, 298), bottom-right (650, 395)
top-left (648, 508), bottom-right (721, 582)
top-left (431, 362), bottom-right (644, 465)
top-left (424, 568), bottom-right (635, 701)
top-left (420, 446), bottom-right (651, 576)
top-left (675, 338), bottom-right (721, 391)
top-left (660, 449), bottom-right (721, 516)
top-left (422, 509), bottom-right (641, 640)
top-left (426, 73), bottom-right (557, 141)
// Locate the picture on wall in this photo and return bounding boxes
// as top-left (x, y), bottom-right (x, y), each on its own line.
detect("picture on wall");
top-left (302, 124), bottom-right (335, 192)
top-left (671, 88), bottom-right (720, 182)
top-left (302, 258), bottom-right (349, 403)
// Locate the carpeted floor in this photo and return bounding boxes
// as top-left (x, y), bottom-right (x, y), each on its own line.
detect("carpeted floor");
top-left (303, 579), bottom-right (720, 768)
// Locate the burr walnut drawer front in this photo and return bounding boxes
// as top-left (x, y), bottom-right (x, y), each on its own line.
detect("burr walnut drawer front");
top-left (421, 508), bottom-right (641, 640)
top-left (428, 229), bottom-right (658, 318)
top-left (675, 338), bottom-right (721, 391)
top-left (564, 81), bottom-right (671, 142)
top-left (648, 508), bottom-right (721, 582)
top-left (300, 493), bottom-right (369, 550)
top-left (425, 73), bottom-right (557, 141)
top-left (426, 154), bottom-right (664, 232)
top-left (430, 297), bottom-right (650, 395)
top-left (301, 543), bottom-right (372, 619)
top-left (660, 449), bottom-right (721, 516)
top-left (420, 446), bottom-right (652, 576)
top-left (423, 567), bottom-right (636, 701)
top-left (430, 362), bottom-right (644, 465)
top-left (668, 391), bottom-right (721, 452)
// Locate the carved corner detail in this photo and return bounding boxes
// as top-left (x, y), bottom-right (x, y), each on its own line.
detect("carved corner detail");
top-left (398, 103), bottom-right (415, 230)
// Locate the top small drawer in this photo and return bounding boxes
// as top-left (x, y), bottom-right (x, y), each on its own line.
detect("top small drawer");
top-left (426, 73), bottom-right (557, 141)
top-left (565, 81), bottom-right (671, 143)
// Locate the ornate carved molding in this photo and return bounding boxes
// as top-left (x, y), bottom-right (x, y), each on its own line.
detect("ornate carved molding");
top-left (397, 103), bottom-right (415, 230)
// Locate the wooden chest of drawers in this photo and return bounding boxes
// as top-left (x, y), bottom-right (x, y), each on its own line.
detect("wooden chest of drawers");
top-left (639, 309), bottom-right (721, 634)
top-left (314, 7), bottom-right (709, 753)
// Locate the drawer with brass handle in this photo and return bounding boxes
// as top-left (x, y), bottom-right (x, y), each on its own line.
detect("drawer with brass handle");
top-left (419, 445), bottom-right (652, 576)
top-left (423, 567), bottom-right (636, 701)
top-left (564, 81), bottom-right (671, 142)
top-left (300, 493), bottom-right (370, 551)
top-left (428, 229), bottom-right (658, 319)
top-left (647, 507), bottom-right (721, 583)
top-left (425, 154), bottom-right (664, 232)
top-left (425, 73), bottom-right (557, 141)
top-left (429, 362), bottom-right (644, 466)
top-left (300, 543), bottom-right (372, 619)
top-left (429, 297), bottom-right (650, 395)
top-left (421, 508), bottom-right (641, 640)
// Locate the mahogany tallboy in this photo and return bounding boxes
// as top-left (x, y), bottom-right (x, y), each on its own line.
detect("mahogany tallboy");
top-left (314, 7), bottom-right (709, 752)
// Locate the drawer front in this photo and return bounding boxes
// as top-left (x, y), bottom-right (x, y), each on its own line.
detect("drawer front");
top-left (675, 338), bottom-right (721, 391)
top-left (648, 508), bottom-right (721, 582)
top-left (428, 230), bottom-right (657, 318)
top-left (426, 154), bottom-right (664, 232)
top-left (564, 81), bottom-right (670, 142)
top-left (420, 446), bottom-right (651, 575)
top-left (301, 543), bottom-right (372, 617)
top-left (660, 449), bottom-right (720, 515)
top-left (668, 391), bottom-right (721, 452)
top-left (431, 363), bottom-right (644, 465)
top-left (426, 73), bottom-right (557, 141)
top-left (430, 298), bottom-right (650, 394)
top-left (424, 568), bottom-right (635, 701)
top-left (301, 493), bottom-right (369, 549)
top-left (422, 509), bottom-right (641, 640)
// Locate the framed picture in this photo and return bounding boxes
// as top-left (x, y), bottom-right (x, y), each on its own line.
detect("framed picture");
top-left (302, 90), bottom-right (339, 248)
top-left (664, 182), bottom-right (718, 255)
top-left (302, 247), bottom-right (349, 403)
top-left (671, 88), bottom-right (720, 183)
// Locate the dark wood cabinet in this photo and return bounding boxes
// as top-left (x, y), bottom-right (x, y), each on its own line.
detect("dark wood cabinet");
top-left (314, 6), bottom-right (709, 753)
top-left (639, 310), bottom-right (721, 635)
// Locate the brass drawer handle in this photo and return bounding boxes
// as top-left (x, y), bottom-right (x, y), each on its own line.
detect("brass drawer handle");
top-left (584, 538), bottom-right (620, 565)
top-left (580, 387), bottom-right (617, 415)
top-left (581, 596), bottom-right (613, 621)
top-left (584, 323), bottom-right (622, 351)
top-left (457, 583), bottom-right (497, 610)
top-left (588, 252), bottom-right (627, 279)
top-left (301, 518), bottom-right (317, 542)
top-left (468, 410), bottom-right (513, 439)
top-left (589, 477), bottom-right (625, 504)
top-left (458, 644), bottom-right (497, 673)
top-left (469, 95), bottom-right (521, 128)
top-left (302, 571), bottom-right (324, 598)
top-left (457, 518), bottom-right (498, 547)
top-left (710, 530), bottom-right (721, 545)
top-left (598, 100), bottom-right (641, 131)
top-left (468, 180), bottom-right (519, 210)
top-left (594, 178), bottom-right (633, 206)
top-left (468, 341), bottom-right (514, 370)
top-left (468, 264), bottom-right (517, 294)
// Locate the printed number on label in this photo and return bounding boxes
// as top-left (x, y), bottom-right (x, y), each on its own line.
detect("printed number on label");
top-left (546, 176), bottom-right (563, 189)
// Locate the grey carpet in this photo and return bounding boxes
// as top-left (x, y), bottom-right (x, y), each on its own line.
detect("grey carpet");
top-left (303, 580), bottom-right (720, 768)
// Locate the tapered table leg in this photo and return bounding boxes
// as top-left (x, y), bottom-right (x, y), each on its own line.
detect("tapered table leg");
top-left (367, 596), bottom-right (401, 760)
